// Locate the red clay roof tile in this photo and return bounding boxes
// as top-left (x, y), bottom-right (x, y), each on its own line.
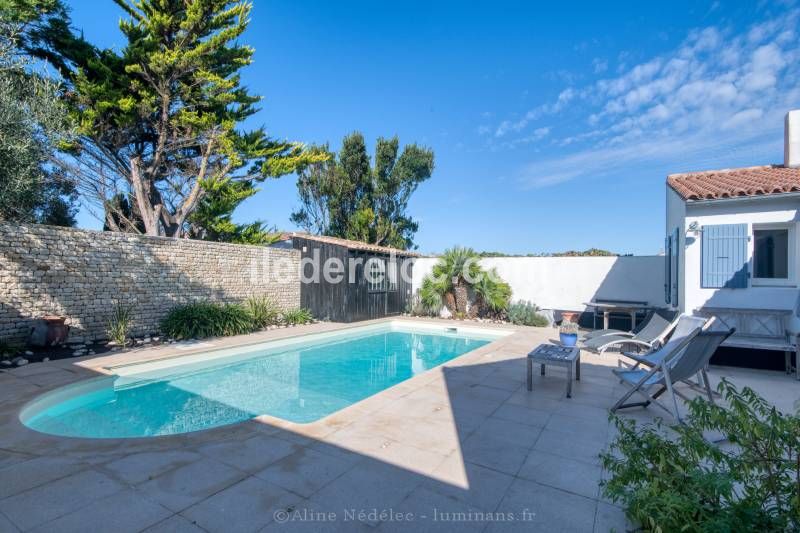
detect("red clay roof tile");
top-left (667, 165), bottom-right (800, 201)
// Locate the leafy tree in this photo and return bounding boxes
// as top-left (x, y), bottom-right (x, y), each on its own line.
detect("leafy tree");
top-left (292, 132), bottom-right (434, 250)
top-left (28, 0), bottom-right (324, 238)
top-left (0, 0), bottom-right (61, 26)
top-left (187, 179), bottom-right (279, 245)
top-left (103, 193), bottom-right (144, 233)
top-left (0, 6), bottom-right (76, 226)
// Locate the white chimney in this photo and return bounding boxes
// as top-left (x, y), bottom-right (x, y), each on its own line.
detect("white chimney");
top-left (785, 110), bottom-right (800, 168)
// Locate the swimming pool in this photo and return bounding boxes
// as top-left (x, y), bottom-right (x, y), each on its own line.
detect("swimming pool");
top-left (20, 321), bottom-right (508, 438)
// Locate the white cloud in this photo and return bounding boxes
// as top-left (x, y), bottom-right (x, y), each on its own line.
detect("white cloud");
top-left (722, 108), bottom-right (764, 129)
top-left (592, 58), bottom-right (608, 73)
top-left (494, 88), bottom-right (576, 137)
top-left (490, 8), bottom-right (800, 188)
top-left (519, 126), bottom-right (781, 189)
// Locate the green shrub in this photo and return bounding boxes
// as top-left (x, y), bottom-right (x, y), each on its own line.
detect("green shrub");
top-left (417, 276), bottom-right (445, 316)
top-left (507, 301), bottom-right (549, 327)
top-left (601, 380), bottom-right (800, 532)
top-left (245, 296), bottom-right (281, 329)
top-left (107, 302), bottom-right (133, 345)
top-left (282, 308), bottom-right (314, 325)
top-left (0, 340), bottom-right (21, 359)
top-left (473, 269), bottom-right (512, 315)
top-left (161, 302), bottom-right (255, 339)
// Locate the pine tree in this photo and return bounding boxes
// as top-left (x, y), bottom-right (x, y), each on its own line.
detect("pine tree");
top-left (30, 0), bottom-right (325, 238)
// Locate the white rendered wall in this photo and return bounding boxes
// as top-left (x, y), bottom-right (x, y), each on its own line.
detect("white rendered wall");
top-left (412, 256), bottom-right (665, 312)
top-left (680, 196), bottom-right (800, 331)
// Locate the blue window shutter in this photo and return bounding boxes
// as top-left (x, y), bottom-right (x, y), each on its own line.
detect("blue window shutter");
top-left (672, 227), bottom-right (680, 306)
top-left (664, 235), bottom-right (672, 303)
top-left (701, 224), bottom-right (749, 288)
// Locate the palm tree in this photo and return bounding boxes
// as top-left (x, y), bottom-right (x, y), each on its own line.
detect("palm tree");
top-left (434, 247), bottom-right (480, 316)
top-left (472, 268), bottom-right (512, 318)
top-left (418, 248), bottom-right (511, 318)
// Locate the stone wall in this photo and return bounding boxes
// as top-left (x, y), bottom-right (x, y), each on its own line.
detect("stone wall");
top-left (0, 223), bottom-right (301, 342)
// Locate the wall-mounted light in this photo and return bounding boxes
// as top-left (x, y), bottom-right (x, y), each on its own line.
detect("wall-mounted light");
top-left (687, 221), bottom-right (701, 236)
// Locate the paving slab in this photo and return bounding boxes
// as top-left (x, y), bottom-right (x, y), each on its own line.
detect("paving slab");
top-left (533, 428), bottom-right (607, 465)
top-left (423, 451), bottom-right (516, 512)
top-left (487, 478), bottom-right (597, 532)
top-left (0, 511), bottom-right (18, 533)
top-left (141, 514), bottom-right (207, 533)
top-left (377, 486), bottom-right (487, 532)
top-left (28, 488), bottom-right (171, 533)
top-left (490, 403), bottom-right (552, 428)
top-left (181, 476), bottom-right (300, 533)
top-left (197, 433), bottom-right (301, 473)
top-left (0, 456), bottom-right (86, 499)
top-left (103, 449), bottom-right (203, 485)
top-left (309, 462), bottom-right (422, 526)
top-left (256, 447), bottom-right (356, 498)
top-left (518, 450), bottom-right (604, 499)
top-left (0, 469), bottom-right (124, 531)
top-left (136, 456), bottom-right (247, 512)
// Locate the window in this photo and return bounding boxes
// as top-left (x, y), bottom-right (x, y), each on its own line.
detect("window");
top-left (366, 258), bottom-right (386, 292)
top-left (387, 261), bottom-right (398, 291)
top-left (753, 227), bottom-right (791, 281)
top-left (700, 224), bottom-right (749, 288)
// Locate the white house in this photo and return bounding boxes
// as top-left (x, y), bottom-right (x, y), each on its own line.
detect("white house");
top-left (665, 110), bottom-right (800, 375)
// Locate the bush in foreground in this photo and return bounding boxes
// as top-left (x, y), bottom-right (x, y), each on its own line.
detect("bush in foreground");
top-left (601, 380), bottom-right (800, 532)
top-left (161, 303), bottom-right (254, 339)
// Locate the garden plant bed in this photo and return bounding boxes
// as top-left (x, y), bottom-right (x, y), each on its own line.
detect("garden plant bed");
top-left (1, 322), bottom-right (320, 370)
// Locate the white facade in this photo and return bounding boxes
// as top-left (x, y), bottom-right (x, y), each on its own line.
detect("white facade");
top-left (412, 255), bottom-right (665, 312)
top-left (666, 189), bottom-right (800, 333)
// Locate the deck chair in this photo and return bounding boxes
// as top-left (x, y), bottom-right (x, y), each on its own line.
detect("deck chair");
top-left (618, 317), bottom-right (734, 398)
top-left (582, 308), bottom-right (679, 341)
top-left (582, 310), bottom-right (679, 354)
top-left (611, 317), bottom-right (731, 423)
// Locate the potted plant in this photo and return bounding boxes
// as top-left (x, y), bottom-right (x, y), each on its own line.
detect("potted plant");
top-left (559, 321), bottom-right (579, 347)
top-left (28, 315), bottom-right (70, 347)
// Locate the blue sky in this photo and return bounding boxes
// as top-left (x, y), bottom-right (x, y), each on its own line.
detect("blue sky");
top-left (65, 0), bottom-right (800, 255)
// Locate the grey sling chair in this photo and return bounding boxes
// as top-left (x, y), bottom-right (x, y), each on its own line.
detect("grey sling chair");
top-left (582, 308), bottom-right (680, 341)
top-left (618, 321), bottom-right (735, 402)
top-left (610, 316), bottom-right (733, 423)
top-left (582, 309), bottom-right (680, 354)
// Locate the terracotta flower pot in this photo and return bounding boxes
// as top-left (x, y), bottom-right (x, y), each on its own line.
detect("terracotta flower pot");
top-left (44, 316), bottom-right (70, 345)
top-left (561, 311), bottom-right (580, 323)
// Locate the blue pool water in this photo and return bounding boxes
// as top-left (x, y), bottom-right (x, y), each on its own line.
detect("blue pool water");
top-left (21, 324), bottom-right (499, 438)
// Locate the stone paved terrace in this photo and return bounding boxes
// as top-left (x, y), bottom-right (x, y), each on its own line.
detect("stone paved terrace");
top-left (0, 318), bottom-right (797, 532)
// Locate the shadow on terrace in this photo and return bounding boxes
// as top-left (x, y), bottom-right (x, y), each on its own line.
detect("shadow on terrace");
top-left (2, 332), bottom-right (737, 533)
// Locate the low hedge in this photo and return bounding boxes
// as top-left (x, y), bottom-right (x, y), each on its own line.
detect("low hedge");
top-left (161, 301), bottom-right (315, 339)
top-left (161, 302), bottom-right (255, 339)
